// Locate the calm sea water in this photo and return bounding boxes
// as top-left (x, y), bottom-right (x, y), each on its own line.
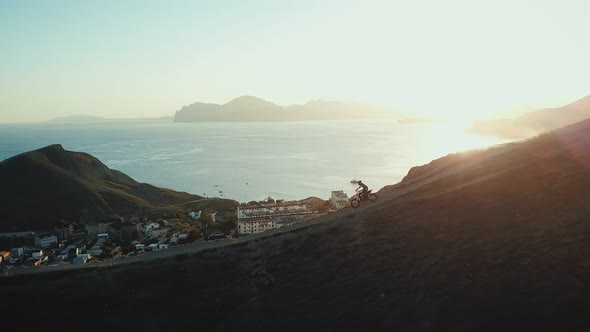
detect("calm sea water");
top-left (0, 120), bottom-right (507, 201)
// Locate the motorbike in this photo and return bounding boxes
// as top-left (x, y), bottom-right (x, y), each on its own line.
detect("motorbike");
top-left (349, 189), bottom-right (377, 208)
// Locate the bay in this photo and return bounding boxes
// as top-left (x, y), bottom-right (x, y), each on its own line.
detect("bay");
top-left (0, 120), bottom-right (508, 202)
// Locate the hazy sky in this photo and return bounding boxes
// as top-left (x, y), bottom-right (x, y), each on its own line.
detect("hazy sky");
top-left (1, 0), bottom-right (589, 123)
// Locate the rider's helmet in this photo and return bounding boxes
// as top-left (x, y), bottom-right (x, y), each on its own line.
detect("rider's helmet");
top-left (358, 180), bottom-right (363, 184)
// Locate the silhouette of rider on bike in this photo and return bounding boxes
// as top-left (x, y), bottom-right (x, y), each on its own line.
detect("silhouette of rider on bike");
top-left (356, 180), bottom-right (369, 199)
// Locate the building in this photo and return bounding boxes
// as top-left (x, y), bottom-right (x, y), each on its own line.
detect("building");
top-left (108, 223), bottom-right (122, 241)
top-left (69, 231), bottom-right (87, 241)
top-left (10, 247), bottom-right (24, 257)
top-left (60, 245), bottom-right (79, 258)
top-left (108, 222), bottom-right (139, 242)
top-left (88, 236), bottom-right (107, 257)
top-left (72, 256), bottom-right (89, 265)
top-left (170, 232), bottom-right (189, 244)
top-left (34, 233), bottom-right (58, 248)
top-left (87, 222), bottom-right (110, 239)
top-left (0, 251), bottom-right (10, 263)
top-left (330, 191), bottom-right (350, 210)
top-left (148, 226), bottom-right (170, 239)
top-left (88, 248), bottom-right (103, 257)
top-left (143, 222), bottom-right (159, 234)
top-left (53, 221), bottom-right (74, 241)
top-left (189, 210), bottom-right (202, 221)
top-left (55, 254), bottom-right (68, 262)
top-left (31, 250), bottom-right (44, 258)
top-left (77, 253), bottom-right (92, 260)
top-left (236, 203), bottom-right (320, 235)
top-left (0, 231), bottom-right (35, 238)
top-left (237, 219), bottom-right (276, 235)
top-left (86, 224), bottom-right (99, 238)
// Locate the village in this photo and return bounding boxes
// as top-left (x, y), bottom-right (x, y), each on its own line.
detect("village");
top-left (0, 191), bottom-right (350, 271)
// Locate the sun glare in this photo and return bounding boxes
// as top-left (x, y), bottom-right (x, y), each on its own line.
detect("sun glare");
top-left (426, 123), bottom-right (509, 161)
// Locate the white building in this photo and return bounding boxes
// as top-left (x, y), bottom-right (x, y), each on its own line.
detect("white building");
top-left (189, 210), bottom-right (202, 220)
top-left (31, 250), bottom-right (44, 258)
top-left (330, 191), bottom-right (350, 210)
top-left (147, 226), bottom-right (170, 239)
top-left (237, 203), bottom-right (320, 235)
top-left (77, 253), bottom-right (92, 260)
top-left (143, 222), bottom-right (160, 234)
top-left (237, 219), bottom-right (276, 235)
top-left (237, 204), bottom-right (309, 220)
top-left (170, 232), bottom-right (190, 244)
top-left (34, 234), bottom-right (58, 248)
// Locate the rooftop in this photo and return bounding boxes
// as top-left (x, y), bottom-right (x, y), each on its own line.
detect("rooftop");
top-left (35, 233), bottom-right (57, 239)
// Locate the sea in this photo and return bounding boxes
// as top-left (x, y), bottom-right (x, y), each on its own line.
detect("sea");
top-left (0, 119), bottom-right (508, 202)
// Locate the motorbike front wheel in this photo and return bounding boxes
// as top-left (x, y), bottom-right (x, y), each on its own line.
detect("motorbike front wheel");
top-left (350, 198), bottom-right (360, 208)
top-left (368, 193), bottom-right (377, 202)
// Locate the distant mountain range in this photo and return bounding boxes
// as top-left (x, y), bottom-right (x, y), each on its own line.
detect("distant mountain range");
top-left (468, 95), bottom-right (590, 139)
top-left (47, 115), bottom-right (174, 123)
top-left (0, 145), bottom-right (206, 231)
top-left (174, 96), bottom-right (389, 122)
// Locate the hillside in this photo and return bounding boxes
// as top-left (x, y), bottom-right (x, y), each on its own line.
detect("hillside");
top-left (4, 120), bottom-right (590, 331)
top-left (174, 95), bottom-right (387, 122)
top-left (468, 95), bottom-right (590, 139)
top-left (46, 115), bottom-right (106, 123)
top-left (47, 115), bottom-right (175, 123)
top-left (0, 144), bottom-right (205, 231)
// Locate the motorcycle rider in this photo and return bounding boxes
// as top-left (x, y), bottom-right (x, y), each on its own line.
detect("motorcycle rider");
top-left (356, 180), bottom-right (369, 199)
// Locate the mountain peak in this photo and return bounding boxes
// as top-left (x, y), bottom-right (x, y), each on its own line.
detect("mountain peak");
top-left (41, 144), bottom-right (65, 152)
top-left (230, 95), bottom-right (265, 102)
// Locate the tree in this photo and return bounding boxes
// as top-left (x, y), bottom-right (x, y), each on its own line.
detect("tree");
top-left (120, 241), bottom-right (134, 254)
top-left (200, 208), bottom-right (214, 240)
top-left (186, 230), bottom-right (199, 243)
top-left (311, 200), bottom-right (331, 213)
top-left (220, 212), bottom-right (238, 235)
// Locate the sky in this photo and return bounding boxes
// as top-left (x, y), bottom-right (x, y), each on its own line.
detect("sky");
top-left (1, 0), bottom-right (589, 123)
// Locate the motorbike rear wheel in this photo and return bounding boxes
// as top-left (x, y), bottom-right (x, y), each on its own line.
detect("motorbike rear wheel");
top-left (350, 198), bottom-right (360, 208)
